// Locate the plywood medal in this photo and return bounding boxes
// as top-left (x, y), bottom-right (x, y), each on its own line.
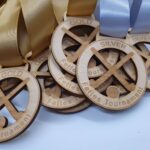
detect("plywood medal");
top-left (0, 67), bottom-right (41, 142)
top-left (40, 62), bottom-right (86, 110)
top-left (29, 50), bottom-right (86, 110)
top-left (123, 33), bottom-right (150, 89)
top-left (77, 39), bottom-right (147, 110)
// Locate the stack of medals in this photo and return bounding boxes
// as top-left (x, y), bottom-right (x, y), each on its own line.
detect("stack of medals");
top-left (0, 0), bottom-right (150, 143)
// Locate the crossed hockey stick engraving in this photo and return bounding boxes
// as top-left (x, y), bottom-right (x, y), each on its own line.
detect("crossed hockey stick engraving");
top-left (62, 26), bottom-right (99, 63)
top-left (0, 78), bottom-right (29, 120)
top-left (91, 48), bottom-right (135, 92)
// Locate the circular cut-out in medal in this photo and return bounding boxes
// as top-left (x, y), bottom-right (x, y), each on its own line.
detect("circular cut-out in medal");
top-left (57, 101), bottom-right (91, 114)
top-left (77, 39), bottom-right (147, 110)
top-left (0, 68), bottom-right (41, 142)
top-left (0, 78), bottom-right (21, 92)
top-left (0, 0), bottom-right (7, 6)
top-left (125, 34), bottom-right (150, 89)
top-left (52, 18), bottom-right (117, 78)
top-left (0, 64), bottom-right (29, 92)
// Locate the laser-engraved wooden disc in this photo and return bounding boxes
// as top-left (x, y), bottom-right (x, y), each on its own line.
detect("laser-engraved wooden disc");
top-left (124, 33), bottom-right (150, 89)
top-left (77, 39), bottom-right (147, 110)
top-left (39, 63), bottom-right (85, 109)
top-left (0, 68), bottom-right (41, 142)
top-left (29, 50), bottom-right (85, 109)
top-left (52, 17), bottom-right (99, 76)
top-left (52, 17), bottom-right (118, 78)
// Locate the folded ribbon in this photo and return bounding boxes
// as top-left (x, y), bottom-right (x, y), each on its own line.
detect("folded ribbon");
top-left (95, 0), bottom-right (130, 38)
top-left (130, 0), bottom-right (150, 33)
top-left (52, 0), bottom-right (97, 23)
top-left (95, 0), bottom-right (150, 37)
top-left (0, 0), bottom-right (57, 67)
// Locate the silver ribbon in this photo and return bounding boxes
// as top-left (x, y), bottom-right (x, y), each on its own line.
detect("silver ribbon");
top-left (131, 0), bottom-right (150, 33)
top-left (95, 0), bottom-right (150, 37)
top-left (95, 0), bottom-right (130, 38)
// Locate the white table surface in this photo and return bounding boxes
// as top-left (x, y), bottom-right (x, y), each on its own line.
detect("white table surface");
top-left (0, 91), bottom-right (150, 150)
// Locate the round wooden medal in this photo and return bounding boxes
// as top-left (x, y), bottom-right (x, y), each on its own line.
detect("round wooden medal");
top-left (29, 51), bottom-right (85, 110)
top-left (52, 18), bottom-right (119, 78)
top-left (0, 68), bottom-right (41, 142)
top-left (39, 63), bottom-right (85, 109)
top-left (124, 34), bottom-right (150, 89)
top-left (51, 18), bottom-right (98, 77)
top-left (77, 39), bottom-right (147, 110)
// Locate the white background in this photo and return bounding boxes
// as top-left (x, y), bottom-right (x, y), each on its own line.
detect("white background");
top-left (0, 91), bottom-right (150, 150)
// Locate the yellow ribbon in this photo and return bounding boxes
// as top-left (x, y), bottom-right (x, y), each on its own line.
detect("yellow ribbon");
top-left (52, 0), bottom-right (97, 23)
top-left (0, 0), bottom-right (57, 67)
top-left (0, 0), bottom-right (97, 67)
top-left (20, 0), bottom-right (57, 57)
top-left (0, 0), bottom-right (23, 66)
top-left (67, 0), bottom-right (97, 16)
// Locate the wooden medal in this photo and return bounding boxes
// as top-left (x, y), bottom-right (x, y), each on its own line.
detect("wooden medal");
top-left (0, 68), bottom-right (41, 142)
top-left (52, 17), bottom-right (99, 77)
top-left (77, 39), bottom-right (147, 110)
top-left (39, 62), bottom-right (85, 110)
top-left (52, 18), bottom-right (120, 78)
top-left (123, 34), bottom-right (150, 89)
top-left (29, 50), bottom-right (85, 109)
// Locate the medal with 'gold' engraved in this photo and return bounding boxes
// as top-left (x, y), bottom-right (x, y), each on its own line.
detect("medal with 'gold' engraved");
top-left (0, 67), bottom-right (41, 142)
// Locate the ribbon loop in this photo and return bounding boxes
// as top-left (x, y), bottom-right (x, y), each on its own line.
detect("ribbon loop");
top-left (20, 0), bottom-right (57, 58)
top-left (67, 0), bottom-right (97, 17)
top-left (0, 0), bottom-right (57, 67)
top-left (0, 0), bottom-right (23, 66)
top-left (95, 0), bottom-right (130, 38)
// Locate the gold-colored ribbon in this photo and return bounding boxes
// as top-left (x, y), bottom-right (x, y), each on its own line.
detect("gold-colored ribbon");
top-left (0, 0), bottom-right (96, 67)
top-left (0, 0), bottom-right (23, 66)
top-left (52, 0), bottom-right (97, 23)
top-left (52, 0), bottom-right (68, 23)
top-left (0, 0), bottom-right (57, 67)
top-left (20, 0), bottom-right (57, 57)
top-left (67, 0), bottom-right (97, 16)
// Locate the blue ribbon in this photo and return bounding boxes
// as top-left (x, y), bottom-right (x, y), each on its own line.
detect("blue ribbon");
top-left (131, 0), bottom-right (150, 33)
top-left (95, 0), bottom-right (130, 38)
top-left (94, 0), bottom-right (150, 37)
